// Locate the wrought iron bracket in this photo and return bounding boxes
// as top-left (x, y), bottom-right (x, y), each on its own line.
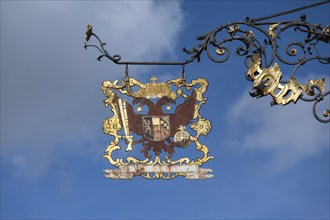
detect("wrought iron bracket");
top-left (84, 1), bottom-right (330, 123)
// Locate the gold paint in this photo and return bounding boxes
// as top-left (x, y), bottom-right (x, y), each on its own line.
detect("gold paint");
top-left (135, 76), bottom-right (177, 99)
top-left (186, 78), bottom-right (208, 103)
top-left (191, 118), bottom-right (212, 137)
top-left (103, 145), bottom-right (121, 166)
top-left (193, 140), bottom-right (214, 166)
top-left (85, 24), bottom-right (93, 42)
top-left (216, 47), bottom-right (225, 55)
top-left (247, 54), bottom-right (326, 106)
top-left (273, 77), bottom-right (302, 105)
top-left (300, 78), bottom-right (325, 96)
top-left (227, 24), bottom-right (240, 34)
top-left (164, 157), bottom-right (191, 165)
top-left (117, 156), bottom-right (150, 166)
top-left (101, 76), bottom-right (213, 179)
top-left (245, 30), bottom-right (255, 38)
top-left (290, 48), bottom-right (297, 56)
top-left (323, 110), bottom-right (329, 117)
top-left (142, 172), bottom-right (183, 180)
top-left (174, 127), bottom-right (190, 147)
top-left (269, 23), bottom-right (280, 38)
top-left (165, 77), bottom-right (213, 166)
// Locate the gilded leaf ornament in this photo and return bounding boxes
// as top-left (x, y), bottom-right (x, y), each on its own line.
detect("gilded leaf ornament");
top-left (248, 54), bottom-right (327, 106)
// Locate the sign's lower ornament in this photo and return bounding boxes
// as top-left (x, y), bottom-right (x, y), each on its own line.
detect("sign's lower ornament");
top-left (104, 164), bottom-right (213, 180)
top-left (101, 76), bottom-right (213, 179)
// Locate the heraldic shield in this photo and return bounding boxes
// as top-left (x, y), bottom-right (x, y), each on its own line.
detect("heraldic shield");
top-left (143, 116), bottom-right (170, 141)
top-left (101, 76), bottom-right (213, 180)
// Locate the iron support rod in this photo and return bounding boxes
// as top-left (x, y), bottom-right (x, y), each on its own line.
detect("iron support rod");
top-left (250, 0), bottom-right (330, 22)
top-left (113, 61), bottom-right (190, 66)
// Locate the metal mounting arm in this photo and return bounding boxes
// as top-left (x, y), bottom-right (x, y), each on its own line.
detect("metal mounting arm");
top-left (84, 1), bottom-right (330, 123)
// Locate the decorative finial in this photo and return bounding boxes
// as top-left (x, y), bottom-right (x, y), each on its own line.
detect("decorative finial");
top-left (151, 76), bottom-right (158, 84)
top-left (85, 24), bottom-right (93, 42)
top-left (178, 125), bottom-right (186, 131)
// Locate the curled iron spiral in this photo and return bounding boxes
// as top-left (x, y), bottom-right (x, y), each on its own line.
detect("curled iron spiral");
top-left (84, 2), bottom-right (330, 123)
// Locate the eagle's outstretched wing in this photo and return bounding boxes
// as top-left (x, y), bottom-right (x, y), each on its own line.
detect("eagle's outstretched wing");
top-left (117, 100), bottom-right (143, 136)
top-left (170, 90), bottom-right (197, 136)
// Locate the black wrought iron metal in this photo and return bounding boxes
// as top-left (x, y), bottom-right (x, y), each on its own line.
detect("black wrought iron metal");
top-left (84, 1), bottom-right (330, 123)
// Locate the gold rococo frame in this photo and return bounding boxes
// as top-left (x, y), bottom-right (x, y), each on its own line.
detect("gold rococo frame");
top-left (101, 76), bottom-right (213, 179)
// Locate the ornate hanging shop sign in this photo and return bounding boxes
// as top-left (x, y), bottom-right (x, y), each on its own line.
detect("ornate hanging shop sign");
top-left (101, 75), bottom-right (213, 179)
top-left (84, 1), bottom-right (330, 180)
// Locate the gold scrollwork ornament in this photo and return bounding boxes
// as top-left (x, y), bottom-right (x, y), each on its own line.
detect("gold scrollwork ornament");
top-left (247, 54), bottom-right (326, 106)
top-left (101, 76), bottom-right (214, 180)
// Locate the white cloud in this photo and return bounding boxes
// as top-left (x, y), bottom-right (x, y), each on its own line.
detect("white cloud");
top-left (225, 75), bottom-right (330, 172)
top-left (0, 1), bottom-right (185, 181)
top-left (96, 1), bottom-right (184, 62)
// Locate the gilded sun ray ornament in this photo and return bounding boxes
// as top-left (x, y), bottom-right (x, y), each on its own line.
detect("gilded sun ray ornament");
top-left (101, 76), bottom-right (213, 180)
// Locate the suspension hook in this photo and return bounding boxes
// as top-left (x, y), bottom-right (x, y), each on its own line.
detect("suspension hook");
top-left (125, 64), bottom-right (129, 83)
top-left (181, 64), bottom-right (186, 83)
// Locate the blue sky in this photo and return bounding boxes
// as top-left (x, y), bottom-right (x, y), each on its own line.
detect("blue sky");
top-left (1, 1), bottom-right (329, 219)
